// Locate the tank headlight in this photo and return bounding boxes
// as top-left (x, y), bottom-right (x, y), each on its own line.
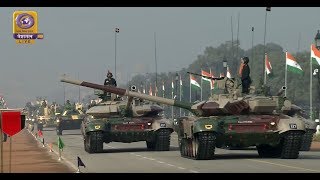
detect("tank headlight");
top-left (270, 122), bottom-right (276, 126)
top-left (147, 122), bottom-right (152, 126)
top-left (56, 119), bottom-right (60, 123)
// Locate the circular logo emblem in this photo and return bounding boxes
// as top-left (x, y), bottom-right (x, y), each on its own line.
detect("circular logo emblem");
top-left (16, 13), bottom-right (34, 29)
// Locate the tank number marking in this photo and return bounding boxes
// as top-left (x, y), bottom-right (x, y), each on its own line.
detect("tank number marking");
top-left (289, 124), bottom-right (297, 129)
top-left (123, 122), bottom-right (135, 124)
top-left (237, 121), bottom-right (253, 123)
top-left (95, 125), bottom-right (101, 129)
top-left (205, 125), bottom-right (213, 129)
top-left (160, 123), bottom-right (166, 127)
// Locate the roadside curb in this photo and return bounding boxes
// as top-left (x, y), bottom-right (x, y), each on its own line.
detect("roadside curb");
top-left (26, 129), bottom-right (79, 173)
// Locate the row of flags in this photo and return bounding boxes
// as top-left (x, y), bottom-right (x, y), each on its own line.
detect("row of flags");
top-left (138, 44), bottom-right (320, 102)
top-left (265, 44), bottom-right (320, 77)
top-left (144, 69), bottom-right (229, 97)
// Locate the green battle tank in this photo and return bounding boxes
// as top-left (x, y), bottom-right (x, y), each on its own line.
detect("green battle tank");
top-left (55, 107), bottom-right (85, 135)
top-left (60, 78), bottom-right (173, 153)
top-left (61, 76), bottom-right (305, 160)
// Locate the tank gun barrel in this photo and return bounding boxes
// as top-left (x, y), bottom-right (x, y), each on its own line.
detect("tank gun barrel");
top-left (61, 77), bottom-right (193, 112)
top-left (187, 72), bottom-right (224, 80)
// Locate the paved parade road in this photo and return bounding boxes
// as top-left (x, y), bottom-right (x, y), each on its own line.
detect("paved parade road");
top-left (32, 127), bottom-right (320, 173)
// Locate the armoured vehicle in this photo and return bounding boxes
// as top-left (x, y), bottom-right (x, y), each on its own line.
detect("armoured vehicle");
top-left (35, 100), bottom-right (55, 131)
top-left (60, 78), bottom-right (173, 153)
top-left (56, 107), bottom-right (85, 135)
top-left (61, 75), bottom-right (306, 160)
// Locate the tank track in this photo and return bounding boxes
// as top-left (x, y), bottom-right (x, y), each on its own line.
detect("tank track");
top-left (85, 131), bottom-right (104, 153)
top-left (280, 131), bottom-right (303, 159)
top-left (300, 129), bottom-right (315, 151)
top-left (257, 131), bottom-right (303, 159)
top-left (180, 132), bottom-right (215, 160)
top-left (153, 129), bottom-right (171, 151)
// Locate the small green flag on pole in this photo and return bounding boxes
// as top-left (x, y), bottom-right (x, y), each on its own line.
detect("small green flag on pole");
top-left (58, 136), bottom-right (65, 150)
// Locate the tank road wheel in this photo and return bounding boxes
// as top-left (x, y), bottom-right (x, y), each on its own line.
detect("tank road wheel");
top-left (85, 131), bottom-right (104, 154)
top-left (191, 132), bottom-right (216, 160)
top-left (280, 131), bottom-right (303, 159)
top-left (300, 129), bottom-right (315, 151)
top-left (257, 131), bottom-right (303, 159)
top-left (154, 129), bottom-right (171, 151)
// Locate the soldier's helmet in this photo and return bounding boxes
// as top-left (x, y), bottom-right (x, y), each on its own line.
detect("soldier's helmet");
top-left (107, 70), bottom-right (113, 78)
top-left (241, 57), bottom-right (249, 64)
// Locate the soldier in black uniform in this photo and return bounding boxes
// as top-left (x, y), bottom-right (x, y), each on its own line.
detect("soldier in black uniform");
top-left (104, 71), bottom-right (117, 87)
top-left (103, 71), bottom-right (117, 100)
top-left (239, 57), bottom-right (252, 94)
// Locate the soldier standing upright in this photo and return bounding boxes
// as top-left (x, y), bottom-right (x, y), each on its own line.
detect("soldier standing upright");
top-left (104, 70), bottom-right (117, 87)
top-left (103, 70), bottom-right (117, 101)
top-left (238, 57), bottom-right (252, 94)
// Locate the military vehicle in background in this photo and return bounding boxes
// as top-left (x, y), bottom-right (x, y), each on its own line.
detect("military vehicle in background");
top-left (55, 103), bottom-right (85, 135)
top-left (35, 100), bottom-right (55, 131)
top-left (60, 78), bottom-right (173, 153)
top-left (61, 76), bottom-right (305, 160)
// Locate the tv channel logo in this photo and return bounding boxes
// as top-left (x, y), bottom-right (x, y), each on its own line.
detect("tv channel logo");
top-left (13, 11), bottom-right (44, 44)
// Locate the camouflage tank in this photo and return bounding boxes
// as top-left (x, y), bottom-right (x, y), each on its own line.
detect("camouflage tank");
top-left (35, 100), bottom-right (56, 131)
top-left (60, 78), bottom-right (173, 153)
top-left (55, 108), bottom-right (85, 135)
top-left (61, 76), bottom-right (305, 160)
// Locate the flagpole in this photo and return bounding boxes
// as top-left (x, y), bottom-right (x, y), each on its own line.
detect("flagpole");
top-left (310, 45), bottom-right (313, 120)
top-left (179, 75), bottom-right (182, 117)
top-left (0, 115), bottom-right (3, 173)
top-left (58, 149), bottom-right (62, 161)
top-left (264, 53), bottom-right (267, 85)
top-left (189, 74), bottom-right (192, 103)
top-left (9, 136), bottom-right (12, 173)
top-left (285, 52), bottom-right (288, 97)
top-left (200, 69), bottom-right (203, 101)
top-left (209, 68), bottom-right (213, 96)
top-left (171, 78), bottom-right (173, 120)
top-left (263, 10), bottom-right (267, 85)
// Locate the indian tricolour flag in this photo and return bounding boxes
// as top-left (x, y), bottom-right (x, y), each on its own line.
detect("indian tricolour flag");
top-left (286, 52), bottom-right (303, 75)
top-left (209, 69), bottom-right (216, 90)
top-left (190, 75), bottom-right (201, 89)
top-left (311, 44), bottom-right (320, 65)
top-left (226, 66), bottom-right (232, 78)
top-left (265, 53), bottom-right (273, 76)
top-left (201, 70), bottom-right (211, 83)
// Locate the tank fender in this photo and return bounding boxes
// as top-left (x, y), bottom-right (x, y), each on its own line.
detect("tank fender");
top-left (192, 118), bottom-right (220, 135)
top-left (84, 120), bottom-right (106, 133)
top-left (277, 116), bottom-right (306, 134)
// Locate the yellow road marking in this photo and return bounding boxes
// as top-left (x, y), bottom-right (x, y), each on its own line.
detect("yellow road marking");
top-left (246, 159), bottom-right (320, 172)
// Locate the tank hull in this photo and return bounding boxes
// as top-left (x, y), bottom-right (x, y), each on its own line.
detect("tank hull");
top-left (81, 116), bottom-right (173, 153)
top-left (176, 114), bottom-right (305, 160)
